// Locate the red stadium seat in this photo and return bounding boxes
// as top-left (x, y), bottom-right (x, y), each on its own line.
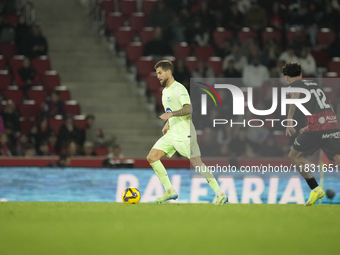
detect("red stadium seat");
top-left (194, 46), bottom-right (214, 61)
top-left (145, 73), bottom-right (161, 95)
top-left (311, 48), bottom-right (330, 67)
top-left (119, 0), bottom-right (137, 17)
top-left (286, 28), bottom-right (305, 43)
top-left (139, 27), bottom-right (154, 44)
top-left (0, 43), bottom-right (17, 61)
top-left (213, 28), bottom-right (234, 47)
top-left (42, 71), bottom-right (60, 92)
top-left (64, 100), bottom-right (81, 115)
top-left (74, 115), bottom-right (86, 129)
top-left (136, 57), bottom-right (154, 78)
top-left (142, 0), bottom-right (157, 15)
top-left (115, 27), bottom-right (135, 49)
top-left (129, 12), bottom-right (147, 32)
top-left (185, 56), bottom-right (197, 72)
top-left (316, 28), bottom-right (336, 48)
top-left (207, 57), bottom-right (223, 75)
top-left (19, 117), bottom-right (35, 133)
top-left (26, 86), bottom-right (47, 106)
top-left (238, 27), bottom-right (258, 44)
top-left (4, 13), bottom-right (19, 26)
top-left (0, 70), bottom-right (11, 91)
top-left (106, 12), bottom-right (125, 34)
top-left (3, 86), bottom-right (23, 106)
top-left (100, 0), bottom-right (115, 16)
top-left (173, 42), bottom-right (191, 58)
top-left (274, 132), bottom-right (290, 145)
top-left (323, 77), bottom-right (340, 98)
top-left (55, 86), bottom-right (71, 101)
top-left (9, 55), bottom-right (24, 74)
top-left (31, 56), bottom-right (51, 75)
top-left (328, 58), bottom-right (340, 74)
top-left (18, 100), bottom-right (40, 118)
top-left (125, 42), bottom-right (143, 64)
top-left (323, 87), bottom-right (337, 104)
top-left (0, 55), bottom-right (6, 69)
top-left (49, 116), bottom-right (63, 134)
top-left (323, 72), bottom-right (338, 78)
top-left (262, 27), bottom-right (282, 42)
top-left (94, 147), bottom-right (109, 156)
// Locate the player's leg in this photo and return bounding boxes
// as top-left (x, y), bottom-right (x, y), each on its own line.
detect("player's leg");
top-left (190, 156), bottom-right (228, 204)
top-left (147, 137), bottom-right (178, 202)
top-left (288, 148), bottom-right (325, 205)
top-left (176, 139), bottom-right (228, 204)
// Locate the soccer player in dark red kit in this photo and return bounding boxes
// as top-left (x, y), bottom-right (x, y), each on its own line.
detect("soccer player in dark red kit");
top-left (282, 62), bottom-right (340, 205)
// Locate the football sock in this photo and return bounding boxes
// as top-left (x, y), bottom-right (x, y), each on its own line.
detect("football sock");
top-left (306, 177), bottom-right (319, 190)
top-left (150, 160), bottom-right (173, 190)
top-left (197, 163), bottom-right (222, 194)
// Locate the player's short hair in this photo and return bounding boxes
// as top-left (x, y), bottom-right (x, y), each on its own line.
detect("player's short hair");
top-left (154, 60), bottom-right (174, 74)
top-left (281, 62), bottom-right (302, 77)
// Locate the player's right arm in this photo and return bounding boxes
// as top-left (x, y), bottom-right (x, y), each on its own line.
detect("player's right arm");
top-left (162, 120), bottom-right (169, 135)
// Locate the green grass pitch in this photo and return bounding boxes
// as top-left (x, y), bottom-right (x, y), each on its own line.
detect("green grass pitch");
top-left (0, 202), bottom-right (339, 255)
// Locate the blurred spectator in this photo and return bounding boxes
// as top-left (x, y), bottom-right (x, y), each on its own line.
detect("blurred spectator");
top-left (223, 44), bottom-right (248, 72)
top-left (28, 123), bottom-right (39, 147)
top-left (299, 47), bottom-right (316, 76)
top-left (260, 136), bottom-right (284, 157)
top-left (269, 2), bottom-right (284, 30)
top-left (219, 144), bottom-right (233, 157)
top-left (216, 39), bottom-right (232, 59)
top-left (244, 2), bottom-right (267, 30)
top-left (199, 128), bottom-right (218, 157)
top-left (228, 129), bottom-right (255, 157)
top-left (46, 153), bottom-right (71, 168)
top-left (47, 131), bottom-right (58, 155)
top-left (196, 1), bottom-right (215, 30)
top-left (24, 144), bottom-right (36, 158)
top-left (192, 60), bottom-right (214, 79)
top-left (84, 114), bottom-right (116, 147)
top-left (143, 27), bottom-right (173, 58)
top-left (24, 25), bottom-right (48, 58)
top-left (17, 133), bottom-right (30, 156)
top-left (37, 140), bottom-right (52, 156)
top-left (15, 57), bottom-right (40, 91)
top-left (223, 60), bottom-right (242, 78)
top-left (56, 115), bottom-right (85, 153)
top-left (173, 58), bottom-right (191, 89)
top-left (169, 15), bottom-right (185, 44)
top-left (111, 145), bottom-right (124, 159)
top-left (36, 117), bottom-right (54, 147)
top-left (278, 46), bottom-right (298, 63)
top-left (237, 0), bottom-right (252, 14)
top-left (0, 133), bottom-right (15, 156)
top-left (318, 4), bottom-right (340, 31)
top-left (147, 0), bottom-right (172, 29)
top-left (0, 101), bottom-right (20, 132)
top-left (242, 57), bottom-right (269, 88)
top-left (0, 15), bottom-right (14, 43)
top-left (0, 115), bottom-right (4, 134)
top-left (81, 141), bottom-right (97, 157)
top-left (178, 6), bottom-right (191, 26)
top-left (263, 37), bottom-right (281, 68)
top-left (223, 3), bottom-right (243, 31)
top-left (185, 18), bottom-right (210, 47)
top-left (16, 15), bottom-right (31, 54)
top-left (329, 31), bottom-right (340, 58)
top-left (43, 91), bottom-right (65, 117)
top-left (67, 141), bottom-right (81, 157)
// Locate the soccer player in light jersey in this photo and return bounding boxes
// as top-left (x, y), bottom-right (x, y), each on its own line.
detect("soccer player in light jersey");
top-left (283, 62), bottom-right (340, 205)
top-left (146, 60), bottom-right (228, 204)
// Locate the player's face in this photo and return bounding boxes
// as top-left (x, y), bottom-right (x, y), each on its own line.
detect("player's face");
top-left (156, 67), bottom-right (169, 87)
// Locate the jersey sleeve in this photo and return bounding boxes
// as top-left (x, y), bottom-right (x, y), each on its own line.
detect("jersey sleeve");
top-left (178, 85), bottom-right (191, 107)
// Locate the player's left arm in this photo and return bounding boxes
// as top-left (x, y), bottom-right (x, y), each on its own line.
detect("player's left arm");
top-left (159, 104), bottom-right (191, 121)
top-left (286, 92), bottom-right (300, 136)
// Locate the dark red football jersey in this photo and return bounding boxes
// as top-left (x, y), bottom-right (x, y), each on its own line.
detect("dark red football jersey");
top-left (290, 79), bottom-right (339, 132)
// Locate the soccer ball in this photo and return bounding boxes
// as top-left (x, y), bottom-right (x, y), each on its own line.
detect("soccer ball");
top-left (121, 187), bottom-right (141, 204)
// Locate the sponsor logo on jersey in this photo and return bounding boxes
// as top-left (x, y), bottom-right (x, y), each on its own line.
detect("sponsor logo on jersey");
top-left (167, 96), bottom-right (171, 102)
top-left (322, 132), bottom-right (340, 139)
top-left (166, 107), bottom-right (172, 113)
